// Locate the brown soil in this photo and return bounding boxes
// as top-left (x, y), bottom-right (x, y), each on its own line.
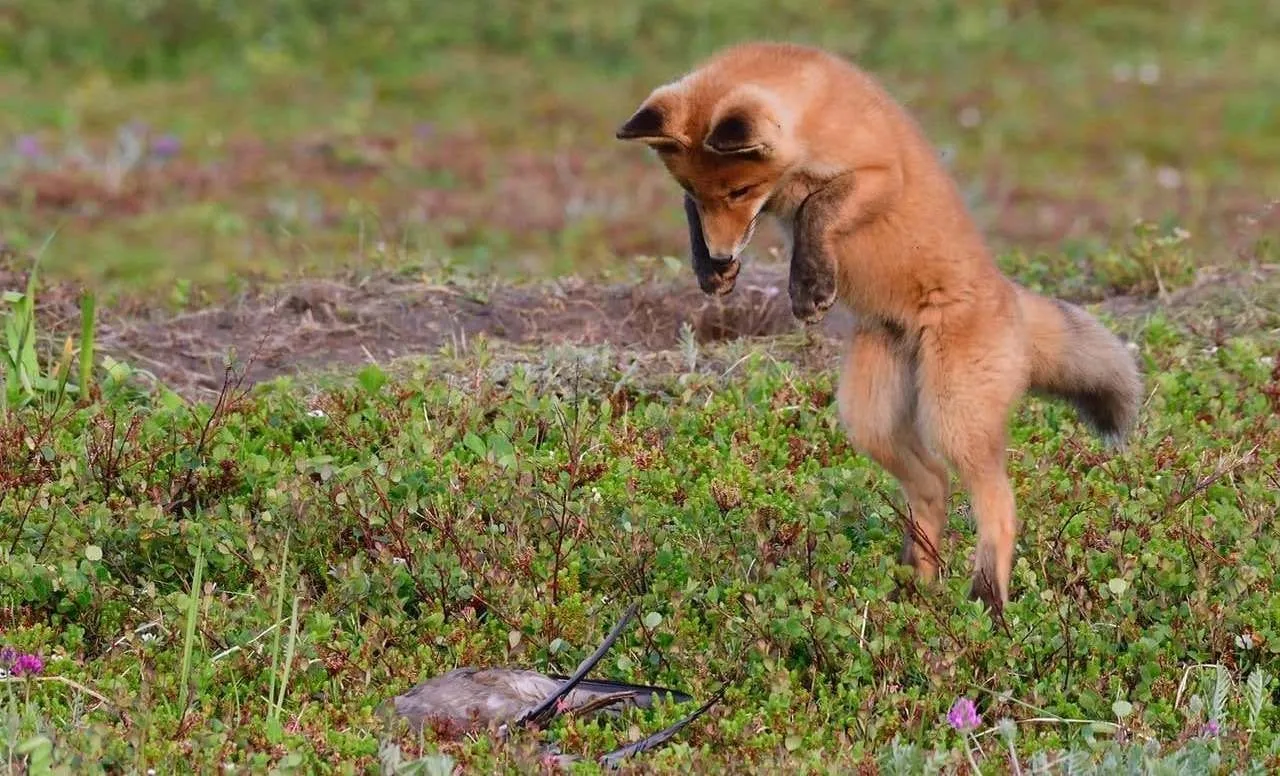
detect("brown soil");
top-left (79, 262), bottom-right (856, 397)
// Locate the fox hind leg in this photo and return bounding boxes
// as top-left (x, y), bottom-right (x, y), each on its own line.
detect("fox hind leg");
top-left (915, 322), bottom-right (1029, 615)
top-left (964, 472), bottom-right (1017, 613)
top-left (837, 323), bottom-right (952, 585)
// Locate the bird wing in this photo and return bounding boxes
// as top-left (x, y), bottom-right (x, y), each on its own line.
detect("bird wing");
top-left (556, 676), bottom-right (693, 712)
top-left (515, 603), bottom-right (639, 728)
top-left (598, 683), bottom-right (727, 769)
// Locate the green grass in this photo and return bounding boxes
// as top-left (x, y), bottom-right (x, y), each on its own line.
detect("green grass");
top-left (1, 0), bottom-right (1277, 304)
top-left (2, 1), bottom-right (1280, 773)
top-left (1, 299), bottom-right (1279, 772)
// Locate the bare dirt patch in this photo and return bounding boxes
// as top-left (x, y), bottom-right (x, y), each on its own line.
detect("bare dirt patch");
top-left (78, 261), bottom-right (856, 397)
top-left (10, 253), bottom-right (1276, 402)
top-left (10, 241), bottom-right (1278, 405)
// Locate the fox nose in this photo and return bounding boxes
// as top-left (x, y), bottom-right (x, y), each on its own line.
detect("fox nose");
top-left (703, 238), bottom-right (739, 262)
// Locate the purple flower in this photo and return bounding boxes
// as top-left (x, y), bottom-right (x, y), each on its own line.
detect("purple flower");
top-left (12, 653), bottom-right (43, 677)
top-left (948, 697), bottom-right (981, 732)
top-left (15, 135), bottom-right (40, 159)
top-left (151, 134), bottom-right (182, 160)
top-left (1201, 719), bottom-right (1221, 737)
top-left (414, 123), bottom-right (436, 140)
top-left (0, 647), bottom-right (15, 666)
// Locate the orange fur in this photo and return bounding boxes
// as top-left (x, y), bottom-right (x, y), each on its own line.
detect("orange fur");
top-left (617, 42), bottom-right (1144, 615)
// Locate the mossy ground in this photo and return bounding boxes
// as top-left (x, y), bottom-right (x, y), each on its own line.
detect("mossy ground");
top-left (2, 2), bottom-right (1279, 773)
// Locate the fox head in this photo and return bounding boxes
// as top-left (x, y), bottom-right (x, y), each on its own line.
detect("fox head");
top-left (616, 82), bottom-right (799, 261)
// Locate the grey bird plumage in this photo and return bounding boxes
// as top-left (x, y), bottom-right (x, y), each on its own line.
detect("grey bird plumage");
top-left (382, 602), bottom-right (724, 768)
top-left (390, 665), bottom-right (690, 732)
top-left (386, 603), bottom-right (688, 733)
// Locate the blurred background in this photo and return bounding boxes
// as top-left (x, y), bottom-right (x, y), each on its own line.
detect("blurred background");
top-left (0, 0), bottom-right (1276, 310)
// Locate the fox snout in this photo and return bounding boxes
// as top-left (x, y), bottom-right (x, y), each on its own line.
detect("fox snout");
top-left (694, 203), bottom-right (758, 261)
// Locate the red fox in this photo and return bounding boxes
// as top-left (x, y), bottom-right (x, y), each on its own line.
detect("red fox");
top-left (616, 41), bottom-right (1143, 615)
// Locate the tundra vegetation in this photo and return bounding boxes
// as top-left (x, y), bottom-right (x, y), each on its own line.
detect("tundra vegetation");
top-left (1, 1), bottom-right (1278, 773)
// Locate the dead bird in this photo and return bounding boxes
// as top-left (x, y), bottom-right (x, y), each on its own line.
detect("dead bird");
top-left (387, 603), bottom-right (690, 734)
top-left (390, 666), bottom-right (693, 734)
top-left (382, 602), bottom-right (725, 769)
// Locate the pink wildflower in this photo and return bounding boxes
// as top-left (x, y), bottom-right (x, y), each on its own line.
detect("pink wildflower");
top-left (947, 697), bottom-right (981, 732)
top-left (12, 653), bottom-right (43, 677)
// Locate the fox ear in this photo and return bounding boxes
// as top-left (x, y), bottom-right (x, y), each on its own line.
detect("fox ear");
top-left (703, 113), bottom-right (773, 156)
top-left (616, 89), bottom-right (691, 152)
top-left (704, 86), bottom-right (789, 158)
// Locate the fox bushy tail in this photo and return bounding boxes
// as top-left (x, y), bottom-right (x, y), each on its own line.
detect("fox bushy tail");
top-left (1018, 287), bottom-right (1143, 446)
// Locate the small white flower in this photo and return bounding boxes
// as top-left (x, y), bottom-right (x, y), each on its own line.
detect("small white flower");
top-left (1138, 62), bottom-right (1161, 85)
top-left (307, 409), bottom-right (327, 418)
top-left (958, 106), bottom-right (981, 128)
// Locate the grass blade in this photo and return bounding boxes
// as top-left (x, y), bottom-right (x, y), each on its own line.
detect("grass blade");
top-left (267, 531), bottom-right (291, 724)
top-left (177, 542), bottom-right (206, 719)
top-left (275, 592), bottom-right (302, 719)
top-left (79, 289), bottom-right (96, 399)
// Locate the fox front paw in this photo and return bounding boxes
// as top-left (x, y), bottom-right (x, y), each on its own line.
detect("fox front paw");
top-left (789, 274), bottom-right (837, 324)
top-left (695, 257), bottom-right (741, 296)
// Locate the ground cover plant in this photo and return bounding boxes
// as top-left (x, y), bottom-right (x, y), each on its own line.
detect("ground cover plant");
top-left (2, 1), bottom-right (1280, 773)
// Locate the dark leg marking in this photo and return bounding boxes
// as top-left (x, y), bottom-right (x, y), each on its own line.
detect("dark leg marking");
top-left (790, 175), bottom-right (856, 323)
top-left (684, 193), bottom-right (740, 296)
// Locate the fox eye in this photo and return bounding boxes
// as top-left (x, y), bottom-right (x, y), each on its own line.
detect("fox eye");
top-left (727, 185), bottom-right (754, 200)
